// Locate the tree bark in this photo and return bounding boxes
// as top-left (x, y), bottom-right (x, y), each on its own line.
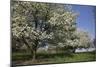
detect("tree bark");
top-left (32, 48), bottom-right (37, 60)
top-left (32, 39), bottom-right (39, 60)
top-left (32, 9), bottom-right (39, 60)
top-left (72, 48), bottom-right (76, 53)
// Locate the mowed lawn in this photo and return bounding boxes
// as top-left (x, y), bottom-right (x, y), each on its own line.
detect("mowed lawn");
top-left (12, 51), bottom-right (96, 65)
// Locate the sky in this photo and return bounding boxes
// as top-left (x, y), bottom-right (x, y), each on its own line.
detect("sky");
top-left (71, 4), bottom-right (96, 39)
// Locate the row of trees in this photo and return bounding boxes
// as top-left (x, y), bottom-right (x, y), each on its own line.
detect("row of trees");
top-left (11, 1), bottom-right (93, 60)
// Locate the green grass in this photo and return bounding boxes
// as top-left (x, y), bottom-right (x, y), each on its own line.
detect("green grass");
top-left (12, 51), bottom-right (96, 65)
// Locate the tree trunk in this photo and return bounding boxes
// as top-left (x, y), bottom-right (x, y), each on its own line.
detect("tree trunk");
top-left (32, 9), bottom-right (40, 60)
top-left (32, 49), bottom-right (37, 60)
top-left (32, 39), bottom-right (39, 60)
top-left (72, 48), bottom-right (76, 53)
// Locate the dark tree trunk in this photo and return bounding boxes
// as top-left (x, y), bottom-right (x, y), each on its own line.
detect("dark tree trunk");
top-left (72, 48), bottom-right (76, 53)
top-left (32, 9), bottom-right (39, 60)
top-left (32, 48), bottom-right (37, 60)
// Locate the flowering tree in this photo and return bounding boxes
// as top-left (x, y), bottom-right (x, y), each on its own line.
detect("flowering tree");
top-left (11, 1), bottom-right (78, 60)
top-left (75, 30), bottom-right (92, 48)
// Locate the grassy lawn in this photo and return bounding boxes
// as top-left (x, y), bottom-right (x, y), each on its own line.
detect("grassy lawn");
top-left (12, 51), bottom-right (96, 65)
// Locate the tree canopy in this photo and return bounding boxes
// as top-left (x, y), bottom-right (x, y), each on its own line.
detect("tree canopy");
top-left (11, 1), bottom-right (92, 59)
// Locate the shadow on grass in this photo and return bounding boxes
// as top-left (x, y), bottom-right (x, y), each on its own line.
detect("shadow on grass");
top-left (12, 51), bottom-right (96, 66)
top-left (36, 52), bottom-right (73, 60)
top-left (12, 51), bottom-right (74, 61)
top-left (12, 51), bottom-right (96, 61)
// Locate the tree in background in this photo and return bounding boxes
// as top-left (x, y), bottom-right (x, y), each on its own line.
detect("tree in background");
top-left (75, 30), bottom-right (92, 49)
top-left (47, 9), bottom-right (78, 53)
top-left (93, 38), bottom-right (96, 48)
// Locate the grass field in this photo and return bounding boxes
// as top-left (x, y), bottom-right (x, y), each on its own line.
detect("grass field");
top-left (12, 51), bottom-right (96, 66)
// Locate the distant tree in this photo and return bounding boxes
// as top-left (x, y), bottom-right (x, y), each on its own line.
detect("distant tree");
top-left (93, 38), bottom-right (96, 48)
top-left (47, 10), bottom-right (78, 53)
top-left (75, 30), bottom-right (92, 49)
